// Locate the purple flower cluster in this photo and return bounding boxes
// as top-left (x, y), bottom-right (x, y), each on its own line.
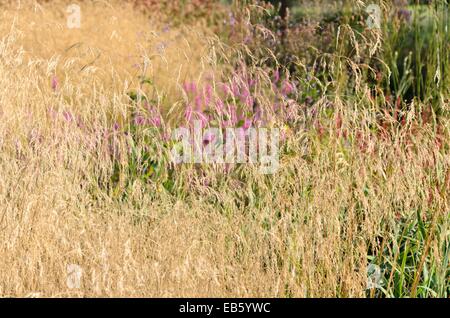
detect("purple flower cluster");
top-left (45, 67), bottom-right (299, 162)
top-left (180, 68), bottom-right (298, 131)
top-left (133, 102), bottom-right (162, 128)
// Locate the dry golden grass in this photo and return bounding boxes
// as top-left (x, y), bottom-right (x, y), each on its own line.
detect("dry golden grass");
top-left (0, 0), bottom-right (448, 297)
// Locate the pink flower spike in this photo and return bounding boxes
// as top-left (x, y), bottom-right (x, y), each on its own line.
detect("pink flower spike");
top-left (51, 75), bottom-right (59, 91)
top-left (183, 82), bottom-right (197, 94)
top-left (149, 116), bottom-right (162, 127)
top-left (182, 82), bottom-right (190, 93)
top-left (244, 96), bottom-right (254, 108)
top-left (230, 108), bottom-right (237, 125)
top-left (221, 83), bottom-right (231, 95)
top-left (215, 99), bottom-right (224, 114)
top-left (185, 105), bottom-right (193, 123)
top-left (76, 115), bottom-right (84, 129)
top-left (190, 82), bottom-right (197, 93)
top-left (162, 132), bottom-right (170, 142)
top-left (62, 111), bottom-right (74, 122)
top-left (241, 86), bottom-right (250, 98)
top-left (134, 115), bottom-right (146, 126)
top-left (272, 70), bottom-right (280, 84)
top-left (253, 107), bottom-right (262, 122)
top-left (243, 118), bottom-right (252, 130)
top-left (231, 83), bottom-right (240, 97)
top-left (194, 95), bottom-right (203, 110)
top-left (205, 84), bottom-right (213, 98)
top-left (196, 111), bottom-right (209, 127)
top-left (204, 84), bottom-right (213, 106)
top-left (281, 80), bottom-right (295, 96)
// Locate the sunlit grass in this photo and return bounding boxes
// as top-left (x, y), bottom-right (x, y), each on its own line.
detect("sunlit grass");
top-left (0, 0), bottom-right (448, 297)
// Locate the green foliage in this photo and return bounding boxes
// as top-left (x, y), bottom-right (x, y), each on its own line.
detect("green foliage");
top-left (382, 3), bottom-right (450, 109)
top-left (368, 211), bottom-right (449, 298)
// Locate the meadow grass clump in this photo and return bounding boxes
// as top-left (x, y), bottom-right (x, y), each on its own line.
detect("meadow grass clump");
top-left (0, 0), bottom-right (448, 297)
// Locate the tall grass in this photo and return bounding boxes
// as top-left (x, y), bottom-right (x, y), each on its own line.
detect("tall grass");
top-left (0, 0), bottom-right (448, 297)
